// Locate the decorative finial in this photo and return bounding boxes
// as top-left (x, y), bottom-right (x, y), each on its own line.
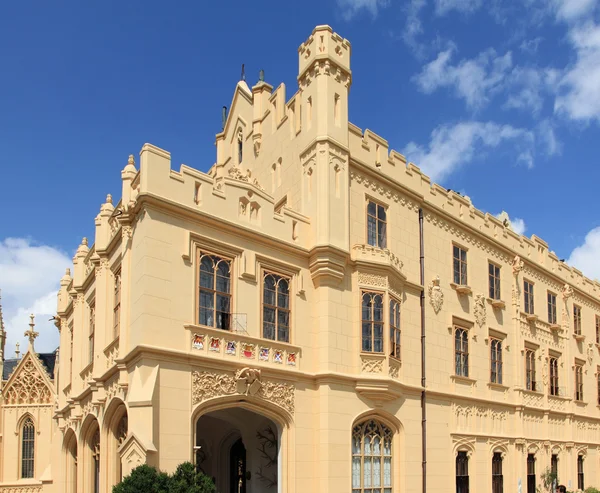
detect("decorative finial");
top-left (24, 313), bottom-right (39, 352)
top-left (128, 155), bottom-right (135, 166)
top-left (259, 69), bottom-right (264, 82)
top-left (65, 268), bottom-right (71, 276)
top-left (0, 288), bottom-right (5, 334)
top-left (15, 342), bottom-right (20, 359)
top-left (106, 194), bottom-right (113, 204)
top-left (82, 237), bottom-right (88, 246)
top-left (241, 63), bottom-right (246, 81)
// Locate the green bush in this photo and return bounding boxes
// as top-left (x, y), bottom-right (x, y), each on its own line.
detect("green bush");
top-left (113, 462), bottom-right (215, 493)
top-left (584, 487), bottom-right (600, 493)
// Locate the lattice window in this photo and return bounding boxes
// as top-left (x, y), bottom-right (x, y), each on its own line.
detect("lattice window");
top-left (549, 357), bottom-right (559, 396)
top-left (548, 292), bottom-right (557, 325)
top-left (21, 417), bottom-right (35, 479)
top-left (525, 349), bottom-right (536, 391)
top-left (492, 452), bottom-right (503, 493)
top-left (490, 339), bottom-right (502, 385)
top-left (263, 272), bottom-right (290, 343)
top-left (113, 269), bottom-right (121, 340)
top-left (198, 253), bottom-right (231, 330)
top-left (352, 419), bottom-right (393, 493)
top-left (524, 281), bottom-right (534, 315)
top-left (367, 200), bottom-right (387, 249)
top-left (4, 357), bottom-right (52, 405)
top-left (389, 298), bottom-right (400, 360)
top-left (456, 451), bottom-right (469, 493)
top-left (489, 262), bottom-right (501, 300)
top-left (453, 246), bottom-right (468, 285)
top-left (362, 292), bottom-right (384, 353)
top-left (455, 327), bottom-right (469, 377)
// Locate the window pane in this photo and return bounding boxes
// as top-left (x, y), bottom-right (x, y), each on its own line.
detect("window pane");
top-left (277, 291), bottom-right (289, 309)
top-left (367, 201), bottom-right (376, 216)
top-left (362, 323), bottom-right (372, 352)
top-left (374, 324), bottom-right (383, 353)
top-left (367, 216), bottom-right (377, 246)
top-left (200, 271), bottom-right (214, 289)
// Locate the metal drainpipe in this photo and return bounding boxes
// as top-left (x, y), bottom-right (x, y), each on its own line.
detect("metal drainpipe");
top-left (419, 207), bottom-right (427, 493)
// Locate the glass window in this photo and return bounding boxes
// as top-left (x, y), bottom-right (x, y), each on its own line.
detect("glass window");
top-left (577, 455), bottom-right (584, 491)
top-left (455, 328), bottom-right (469, 378)
top-left (198, 253), bottom-right (232, 330)
top-left (88, 303), bottom-right (95, 365)
top-left (597, 369), bottom-right (600, 406)
top-left (489, 263), bottom-right (501, 300)
top-left (113, 269), bottom-right (121, 339)
top-left (547, 292), bottom-right (557, 325)
top-left (367, 201), bottom-right (387, 249)
top-left (525, 349), bottom-right (536, 391)
top-left (389, 298), bottom-right (401, 360)
top-left (362, 292), bottom-right (384, 353)
top-left (524, 281), bottom-right (534, 315)
top-left (596, 316), bottom-right (600, 344)
top-left (21, 417), bottom-right (35, 479)
top-left (352, 419), bottom-right (393, 493)
top-left (453, 246), bottom-right (467, 285)
top-left (490, 339), bottom-right (503, 385)
top-left (551, 454), bottom-right (558, 477)
top-left (527, 454), bottom-right (536, 493)
top-left (573, 305), bottom-right (582, 335)
top-left (456, 451), bottom-right (469, 493)
top-left (492, 452), bottom-right (503, 493)
top-left (549, 357), bottom-right (559, 396)
top-left (575, 364), bottom-right (584, 401)
top-left (263, 273), bottom-right (290, 343)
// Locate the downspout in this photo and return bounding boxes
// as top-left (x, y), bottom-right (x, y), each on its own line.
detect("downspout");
top-left (419, 208), bottom-right (427, 493)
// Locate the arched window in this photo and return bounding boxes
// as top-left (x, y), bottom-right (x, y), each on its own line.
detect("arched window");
top-left (361, 292), bottom-right (384, 353)
top-left (352, 419), bottom-right (392, 493)
top-left (263, 273), bottom-right (290, 342)
top-left (237, 130), bottom-right (243, 164)
top-left (21, 417), bottom-right (35, 478)
top-left (454, 327), bottom-right (469, 377)
top-left (577, 455), bottom-right (584, 491)
top-left (492, 452), bottom-right (503, 493)
top-left (526, 453), bottom-right (536, 493)
top-left (456, 451), bottom-right (469, 493)
top-left (92, 429), bottom-right (100, 493)
top-left (198, 253), bottom-right (232, 330)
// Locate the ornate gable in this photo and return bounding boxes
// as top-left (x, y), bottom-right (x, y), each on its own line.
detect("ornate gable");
top-left (1, 351), bottom-right (54, 405)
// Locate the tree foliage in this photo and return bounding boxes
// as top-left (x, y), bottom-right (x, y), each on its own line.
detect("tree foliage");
top-left (113, 462), bottom-right (215, 493)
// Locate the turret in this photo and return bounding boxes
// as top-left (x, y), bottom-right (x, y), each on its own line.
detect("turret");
top-left (94, 194), bottom-right (115, 252)
top-left (72, 237), bottom-right (90, 288)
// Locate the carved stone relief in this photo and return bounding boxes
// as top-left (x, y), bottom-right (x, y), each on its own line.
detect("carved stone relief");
top-left (474, 294), bottom-right (486, 327)
top-left (192, 368), bottom-right (294, 415)
top-left (361, 356), bottom-right (383, 374)
top-left (3, 355), bottom-right (53, 405)
top-left (428, 276), bottom-right (444, 314)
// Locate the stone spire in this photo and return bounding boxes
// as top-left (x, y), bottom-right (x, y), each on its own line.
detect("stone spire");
top-left (0, 289), bottom-right (5, 360)
top-left (15, 342), bottom-right (20, 359)
top-left (24, 314), bottom-right (39, 353)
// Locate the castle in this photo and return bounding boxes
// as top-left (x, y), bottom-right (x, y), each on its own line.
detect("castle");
top-left (1, 25), bottom-right (599, 493)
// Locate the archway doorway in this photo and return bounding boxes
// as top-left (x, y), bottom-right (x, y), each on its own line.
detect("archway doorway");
top-left (195, 407), bottom-right (280, 493)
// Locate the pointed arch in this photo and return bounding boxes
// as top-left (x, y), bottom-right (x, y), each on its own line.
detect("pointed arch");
top-left (103, 397), bottom-right (128, 488)
top-left (63, 428), bottom-right (78, 493)
top-left (20, 415), bottom-right (36, 479)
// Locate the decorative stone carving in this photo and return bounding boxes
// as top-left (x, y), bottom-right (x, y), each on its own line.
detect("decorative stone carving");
top-left (428, 276), bottom-right (444, 314)
top-left (349, 171), bottom-right (417, 210)
top-left (227, 167), bottom-right (264, 191)
top-left (474, 294), bottom-right (486, 327)
top-left (512, 255), bottom-right (524, 274)
top-left (361, 357), bottom-right (383, 374)
top-left (192, 369), bottom-right (294, 415)
top-left (389, 363), bottom-right (399, 379)
top-left (562, 284), bottom-right (573, 300)
top-left (3, 355), bottom-right (53, 405)
top-left (357, 272), bottom-right (387, 289)
top-left (587, 343), bottom-right (594, 365)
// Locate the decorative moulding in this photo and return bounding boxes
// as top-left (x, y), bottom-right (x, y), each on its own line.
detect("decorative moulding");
top-left (549, 324), bottom-right (562, 333)
top-left (355, 379), bottom-right (402, 407)
top-left (488, 298), bottom-right (506, 309)
top-left (450, 283), bottom-right (472, 295)
top-left (573, 334), bottom-right (586, 343)
top-left (526, 314), bottom-right (538, 323)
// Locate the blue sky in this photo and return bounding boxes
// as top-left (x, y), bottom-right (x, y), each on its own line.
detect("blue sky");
top-left (0, 0), bottom-right (599, 355)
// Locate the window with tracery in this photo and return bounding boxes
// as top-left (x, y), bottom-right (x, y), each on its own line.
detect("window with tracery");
top-left (389, 298), bottom-right (400, 359)
top-left (92, 429), bottom-right (100, 493)
top-left (490, 339), bottom-right (502, 384)
top-left (549, 357), bottom-right (559, 396)
top-left (198, 253), bottom-right (231, 330)
top-left (21, 417), bottom-right (35, 479)
top-left (352, 419), bottom-right (392, 493)
top-left (455, 327), bottom-right (469, 377)
top-left (525, 349), bottom-right (536, 391)
top-left (362, 292), bottom-right (384, 353)
top-left (575, 363), bottom-right (584, 401)
top-left (263, 273), bottom-right (290, 342)
top-left (113, 269), bottom-right (121, 340)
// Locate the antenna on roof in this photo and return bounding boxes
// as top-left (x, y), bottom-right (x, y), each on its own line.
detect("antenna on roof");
top-left (241, 64), bottom-right (246, 81)
top-left (222, 106), bottom-right (228, 131)
top-left (259, 69), bottom-right (264, 82)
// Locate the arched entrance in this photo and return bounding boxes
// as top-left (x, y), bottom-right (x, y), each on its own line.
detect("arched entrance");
top-left (195, 407), bottom-right (280, 493)
top-left (63, 429), bottom-right (77, 493)
top-left (104, 399), bottom-right (128, 489)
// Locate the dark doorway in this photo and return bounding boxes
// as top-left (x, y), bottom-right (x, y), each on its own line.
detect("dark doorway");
top-left (230, 438), bottom-right (246, 493)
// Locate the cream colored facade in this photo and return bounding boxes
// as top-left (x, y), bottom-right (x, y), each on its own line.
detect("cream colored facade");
top-left (1, 24), bottom-right (600, 493)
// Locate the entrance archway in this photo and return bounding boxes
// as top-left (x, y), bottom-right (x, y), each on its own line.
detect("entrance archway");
top-left (195, 407), bottom-right (280, 493)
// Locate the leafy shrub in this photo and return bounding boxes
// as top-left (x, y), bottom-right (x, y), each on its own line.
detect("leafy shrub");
top-left (585, 488), bottom-right (600, 493)
top-left (169, 462), bottom-right (216, 493)
top-left (113, 462), bottom-right (215, 493)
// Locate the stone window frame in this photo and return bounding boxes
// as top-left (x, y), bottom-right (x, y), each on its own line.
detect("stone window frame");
top-left (19, 414), bottom-right (35, 479)
top-left (452, 244), bottom-right (468, 286)
top-left (261, 270), bottom-right (292, 344)
top-left (488, 261), bottom-right (501, 301)
top-left (490, 337), bottom-right (503, 385)
top-left (524, 344), bottom-right (537, 392)
top-left (573, 304), bottom-right (582, 336)
top-left (112, 266), bottom-right (121, 341)
top-left (549, 353), bottom-right (560, 396)
top-left (88, 299), bottom-right (95, 366)
top-left (365, 196), bottom-right (388, 249)
top-left (547, 291), bottom-right (558, 325)
top-left (389, 296), bottom-right (401, 361)
top-left (196, 249), bottom-right (234, 331)
top-left (523, 279), bottom-right (535, 315)
top-left (361, 290), bottom-right (385, 354)
top-left (351, 418), bottom-right (394, 493)
top-left (574, 360), bottom-right (584, 402)
top-left (454, 325), bottom-right (470, 378)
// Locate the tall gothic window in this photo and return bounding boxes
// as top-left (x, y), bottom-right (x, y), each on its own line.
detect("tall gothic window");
top-left (456, 451), bottom-right (469, 493)
top-left (455, 327), bottom-right (469, 377)
top-left (492, 452), bottom-right (503, 493)
top-left (92, 429), bottom-right (100, 493)
top-left (596, 315), bottom-right (600, 344)
top-left (113, 269), bottom-right (121, 340)
top-left (489, 262), bottom-right (501, 300)
top-left (551, 454), bottom-right (558, 477)
top-left (525, 349), bottom-right (536, 391)
top-left (524, 281), bottom-right (534, 315)
top-left (362, 292), bottom-right (384, 353)
top-left (453, 246), bottom-right (468, 285)
top-left (237, 129), bottom-right (243, 164)
top-left (263, 273), bottom-right (290, 342)
top-left (198, 253), bottom-right (231, 330)
top-left (490, 338), bottom-right (502, 384)
top-left (548, 292), bottom-right (557, 324)
top-left (527, 454), bottom-right (536, 493)
top-left (549, 357), bottom-right (559, 396)
top-left (577, 455), bottom-right (584, 491)
top-left (21, 417), bottom-right (35, 479)
top-left (389, 298), bottom-right (401, 359)
top-left (575, 363), bottom-right (584, 401)
top-left (367, 200), bottom-right (387, 249)
top-left (351, 419), bottom-right (393, 493)
top-left (573, 305), bottom-right (582, 335)
top-left (89, 303), bottom-right (95, 365)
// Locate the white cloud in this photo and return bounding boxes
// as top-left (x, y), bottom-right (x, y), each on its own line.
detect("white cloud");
top-left (555, 22), bottom-right (600, 122)
top-left (502, 66), bottom-right (558, 114)
top-left (434, 0), bottom-right (482, 15)
top-left (337, 0), bottom-right (390, 19)
top-left (536, 119), bottom-right (562, 156)
top-left (553, 0), bottom-right (597, 20)
top-left (0, 238), bottom-right (71, 357)
top-left (520, 37), bottom-right (544, 54)
top-left (413, 46), bottom-right (513, 109)
top-left (402, 0), bottom-right (428, 58)
top-left (402, 121), bottom-right (535, 182)
top-left (567, 226), bottom-right (600, 280)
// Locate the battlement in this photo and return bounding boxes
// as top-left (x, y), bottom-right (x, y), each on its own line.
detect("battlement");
top-left (297, 25), bottom-right (351, 81)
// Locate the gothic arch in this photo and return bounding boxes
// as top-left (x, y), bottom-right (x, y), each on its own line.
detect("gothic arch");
top-left (63, 428), bottom-right (78, 493)
top-left (80, 414), bottom-right (100, 493)
top-left (15, 412), bottom-right (36, 436)
top-left (351, 409), bottom-right (402, 435)
top-left (102, 397), bottom-right (128, 488)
